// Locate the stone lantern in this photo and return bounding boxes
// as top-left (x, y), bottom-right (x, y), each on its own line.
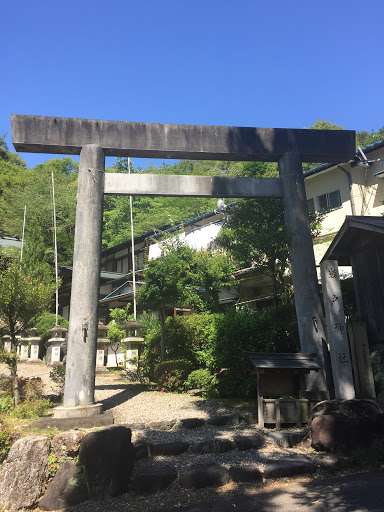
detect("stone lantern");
top-left (27, 327), bottom-right (42, 363)
top-left (47, 325), bottom-right (68, 366)
top-left (19, 331), bottom-right (30, 361)
top-left (121, 319), bottom-right (146, 372)
top-left (96, 321), bottom-right (109, 371)
top-left (2, 334), bottom-right (13, 353)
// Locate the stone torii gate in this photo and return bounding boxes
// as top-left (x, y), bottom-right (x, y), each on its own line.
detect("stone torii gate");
top-left (11, 115), bottom-right (355, 418)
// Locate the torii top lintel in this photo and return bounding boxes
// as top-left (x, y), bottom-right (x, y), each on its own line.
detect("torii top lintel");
top-left (11, 115), bottom-right (355, 163)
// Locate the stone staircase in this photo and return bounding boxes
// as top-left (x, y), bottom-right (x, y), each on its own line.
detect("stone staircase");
top-left (128, 412), bottom-right (349, 495)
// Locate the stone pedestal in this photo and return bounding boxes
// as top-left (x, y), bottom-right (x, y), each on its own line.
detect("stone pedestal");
top-left (96, 322), bottom-right (109, 371)
top-left (28, 338), bottom-right (41, 362)
top-left (121, 320), bottom-right (146, 372)
top-left (26, 328), bottom-right (41, 363)
top-left (122, 337), bottom-right (144, 372)
top-left (19, 338), bottom-right (29, 361)
top-left (48, 338), bottom-right (62, 366)
top-left (47, 325), bottom-right (68, 367)
top-left (106, 345), bottom-right (124, 368)
top-left (2, 335), bottom-right (13, 353)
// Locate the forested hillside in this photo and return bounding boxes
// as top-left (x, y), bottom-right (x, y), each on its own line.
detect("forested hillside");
top-left (1, 122), bottom-right (383, 269)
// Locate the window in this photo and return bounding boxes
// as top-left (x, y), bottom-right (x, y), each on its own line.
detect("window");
top-left (317, 190), bottom-right (341, 212)
top-left (307, 198), bottom-right (315, 213)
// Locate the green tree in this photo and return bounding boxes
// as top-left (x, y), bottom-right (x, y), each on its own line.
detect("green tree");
top-left (191, 250), bottom-right (235, 312)
top-left (217, 199), bottom-right (325, 314)
top-left (356, 126), bottom-right (384, 148)
top-left (0, 261), bottom-right (55, 405)
top-left (138, 239), bottom-right (198, 361)
top-left (217, 198), bottom-right (290, 313)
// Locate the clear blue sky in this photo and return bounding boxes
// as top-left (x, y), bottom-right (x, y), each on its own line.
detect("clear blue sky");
top-left (2, 0), bottom-right (383, 169)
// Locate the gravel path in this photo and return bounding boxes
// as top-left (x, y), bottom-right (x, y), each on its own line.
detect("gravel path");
top-left (0, 363), bottom-right (238, 427)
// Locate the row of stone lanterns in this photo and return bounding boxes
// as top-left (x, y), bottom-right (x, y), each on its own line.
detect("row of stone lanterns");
top-left (1, 319), bottom-right (146, 370)
top-left (2, 328), bottom-right (43, 363)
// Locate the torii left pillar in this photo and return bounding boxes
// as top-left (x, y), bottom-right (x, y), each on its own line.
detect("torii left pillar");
top-left (54, 145), bottom-right (105, 418)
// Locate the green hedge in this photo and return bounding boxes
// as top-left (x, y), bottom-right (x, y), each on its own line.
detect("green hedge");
top-left (139, 304), bottom-right (300, 398)
top-left (154, 359), bottom-right (194, 392)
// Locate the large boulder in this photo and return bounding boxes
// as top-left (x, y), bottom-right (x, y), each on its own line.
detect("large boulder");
top-left (311, 400), bottom-right (383, 453)
top-left (38, 460), bottom-right (88, 510)
top-left (78, 425), bottom-right (134, 497)
top-left (0, 435), bottom-right (50, 511)
top-left (52, 430), bottom-right (84, 460)
top-left (312, 399), bottom-right (380, 419)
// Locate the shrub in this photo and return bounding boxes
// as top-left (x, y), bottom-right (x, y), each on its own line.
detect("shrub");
top-left (154, 359), bottom-right (194, 392)
top-left (49, 364), bottom-right (66, 395)
top-left (0, 377), bottom-right (42, 403)
top-left (0, 394), bottom-right (14, 414)
top-left (184, 369), bottom-right (219, 398)
top-left (211, 304), bottom-right (300, 398)
top-left (11, 398), bottom-right (51, 420)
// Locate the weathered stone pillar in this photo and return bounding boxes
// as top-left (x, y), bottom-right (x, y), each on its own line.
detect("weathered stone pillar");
top-left (58, 144), bottom-right (105, 417)
top-left (321, 260), bottom-right (355, 399)
top-left (279, 152), bottom-right (329, 396)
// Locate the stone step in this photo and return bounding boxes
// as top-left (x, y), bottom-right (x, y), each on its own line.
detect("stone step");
top-left (131, 453), bottom-right (349, 494)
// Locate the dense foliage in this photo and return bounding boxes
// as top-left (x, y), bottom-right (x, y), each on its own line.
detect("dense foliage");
top-left (153, 359), bottom-right (194, 392)
top-left (137, 304), bottom-right (299, 397)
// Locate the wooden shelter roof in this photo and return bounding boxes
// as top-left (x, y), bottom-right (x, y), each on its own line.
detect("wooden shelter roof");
top-left (246, 352), bottom-right (320, 371)
top-left (321, 216), bottom-right (384, 265)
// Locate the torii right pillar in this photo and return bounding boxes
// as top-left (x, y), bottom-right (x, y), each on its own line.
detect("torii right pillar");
top-left (279, 152), bottom-right (330, 399)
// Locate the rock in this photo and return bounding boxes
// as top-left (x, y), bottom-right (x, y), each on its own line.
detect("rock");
top-left (133, 466), bottom-right (178, 494)
top-left (239, 412), bottom-right (258, 425)
top-left (233, 434), bottom-right (265, 451)
top-left (267, 429), bottom-right (309, 448)
top-left (179, 464), bottom-right (230, 489)
top-left (264, 456), bottom-right (316, 479)
top-left (52, 430), bottom-right (84, 460)
top-left (312, 399), bottom-right (380, 419)
top-left (311, 414), bottom-right (380, 453)
top-left (229, 465), bottom-right (263, 483)
top-left (181, 418), bottom-right (206, 429)
top-left (152, 441), bottom-right (190, 456)
top-left (38, 460), bottom-right (88, 510)
top-left (207, 415), bottom-right (235, 426)
top-left (0, 435), bottom-right (50, 511)
top-left (79, 425), bottom-right (134, 498)
top-left (147, 419), bottom-right (177, 430)
top-left (311, 415), bottom-right (344, 452)
top-left (191, 438), bottom-right (236, 454)
top-left (133, 441), bottom-right (153, 459)
top-left (315, 454), bottom-right (350, 472)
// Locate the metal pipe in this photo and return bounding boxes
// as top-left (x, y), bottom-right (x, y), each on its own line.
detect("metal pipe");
top-left (338, 165), bottom-right (356, 216)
